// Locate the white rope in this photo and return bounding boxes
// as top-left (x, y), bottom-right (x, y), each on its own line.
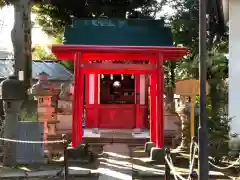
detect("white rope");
top-left (165, 156), bottom-right (179, 180)
top-left (165, 155), bottom-right (187, 180)
top-left (0, 137), bottom-right (66, 144)
top-left (195, 142), bottom-right (240, 170)
top-left (208, 157), bottom-right (240, 170)
top-left (187, 145), bottom-right (198, 180)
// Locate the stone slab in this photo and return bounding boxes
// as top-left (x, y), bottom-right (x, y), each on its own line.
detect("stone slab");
top-left (83, 129), bottom-right (101, 138)
top-left (0, 171), bottom-right (26, 178)
top-left (27, 170), bottom-right (60, 177)
top-left (0, 167), bottom-right (94, 178)
top-left (98, 143), bottom-right (132, 180)
top-left (132, 130), bottom-right (149, 139)
top-left (150, 148), bottom-right (165, 163)
top-left (68, 167), bottom-right (91, 175)
top-left (144, 142), bottom-right (155, 153)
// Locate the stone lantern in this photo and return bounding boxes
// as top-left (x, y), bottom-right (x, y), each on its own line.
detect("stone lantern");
top-left (57, 81), bottom-right (74, 133)
top-left (29, 72), bottom-right (59, 141)
top-left (174, 96), bottom-right (191, 152)
top-left (0, 75), bottom-right (25, 166)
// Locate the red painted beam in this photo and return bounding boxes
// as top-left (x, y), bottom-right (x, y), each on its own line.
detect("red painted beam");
top-left (81, 63), bottom-right (156, 71)
top-left (52, 44), bottom-right (187, 53)
top-left (81, 64), bottom-right (156, 74)
top-left (51, 45), bottom-right (188, 61)
top-left (82, 70), bottom-right (151, 74)
top-left (83, 53), bottom-right (156, 61)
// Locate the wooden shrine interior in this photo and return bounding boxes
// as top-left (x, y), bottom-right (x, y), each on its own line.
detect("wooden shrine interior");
top-left (100, 74), bottom-right (135, 104)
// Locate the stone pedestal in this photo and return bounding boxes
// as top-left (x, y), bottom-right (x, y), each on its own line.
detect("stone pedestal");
top-left (0, 75), bottom-right (25, 166)
top-left (150, 147), bottom-right (165, 163)
top-left (3, 101), bottom-right (23, 166)
top-left (144, 142), bottom-right (155, 153)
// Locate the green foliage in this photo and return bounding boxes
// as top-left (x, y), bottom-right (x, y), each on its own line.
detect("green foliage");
top-left (20, 110), bottom-right (38, 122)
top-left (32, 5), bottom-right (66, 38)
top-left (0, 0), bottom-right (12, 8)
top-left (32, 45), bottom-right (56, 60)
top-left (32, 0), bottom-right (160, 38)
top-left (32, 0), bottom-right (162, 71)
top-left (164, 0), bottom-right (229, 161)
top-left (0, 0), bottom-right (6, 8)
top-left (229, 137), bottom-right (240, 158)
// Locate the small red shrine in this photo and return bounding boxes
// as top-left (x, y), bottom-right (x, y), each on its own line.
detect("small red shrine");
top-left (52, 45), bottom-right (187, 148)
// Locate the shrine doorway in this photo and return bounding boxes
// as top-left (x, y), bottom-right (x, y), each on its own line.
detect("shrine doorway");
top-left (98, 74), bottom-right (136, 129)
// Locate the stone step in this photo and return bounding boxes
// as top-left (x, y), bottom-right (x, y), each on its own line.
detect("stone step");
top-left (83, 137), bottom-right (147, 146)
top-left (131, 150), bottom-right (149, 158)
top-left (98, 143), bottom-right (132, 180)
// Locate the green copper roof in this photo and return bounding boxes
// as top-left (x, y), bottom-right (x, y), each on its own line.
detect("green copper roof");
top-left (64, 19), bottom-right (173, 47)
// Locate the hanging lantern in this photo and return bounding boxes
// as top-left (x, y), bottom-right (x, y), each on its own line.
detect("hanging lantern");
top-left (101, 74), bottom-right (104, 79)
top-left (131, 74), bottom-right (134, 79)
top-left (121, 74), bottom-right (124, 80)
top-left (110, 74), bottom-right (113, 80)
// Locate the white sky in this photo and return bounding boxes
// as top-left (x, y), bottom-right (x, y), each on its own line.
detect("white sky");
top-left (0, 6), bottom-right (52, 52)
top-left (0, 4), bottom-right (174, 53)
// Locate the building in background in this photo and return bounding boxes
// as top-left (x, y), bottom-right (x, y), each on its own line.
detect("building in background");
top-left (223, 0), bottom-right (240, 136)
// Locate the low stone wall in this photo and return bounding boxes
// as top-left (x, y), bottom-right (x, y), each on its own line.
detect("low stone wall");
top-left (16, 122), bottom-right (44, 164)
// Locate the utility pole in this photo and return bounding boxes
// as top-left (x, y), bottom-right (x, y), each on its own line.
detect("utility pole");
top-left (198, 0), bottom-right (209, 179)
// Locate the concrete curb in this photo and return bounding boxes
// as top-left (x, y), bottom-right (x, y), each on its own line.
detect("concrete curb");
top-left (134, 171), bottom-right (230, 179)
top-left (0, 169), bottom-right (99, 178)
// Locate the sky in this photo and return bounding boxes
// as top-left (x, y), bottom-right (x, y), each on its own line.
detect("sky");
top-left (0, 4), bottom-right (174, 53)
top-left (0, 6), bottom-right (51, 52)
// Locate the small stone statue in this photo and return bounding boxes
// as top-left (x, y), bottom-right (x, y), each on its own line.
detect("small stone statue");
top-left (59, 82), bottom-right (73, 100)
top-left (29, 72), bottom-right (52, 96)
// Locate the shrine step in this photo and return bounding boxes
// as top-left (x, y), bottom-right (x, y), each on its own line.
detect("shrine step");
top-left (98, 143), bottom-right (132, 180)
top-left (66, 144), bottom-right (99, 165)
top-left (83, 128), bottom-right (149, 138)
top-left (83, 137), bottom-right (147, 147)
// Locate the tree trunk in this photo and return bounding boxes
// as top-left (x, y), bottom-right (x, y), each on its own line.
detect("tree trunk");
top-left (11, 0), bottom-right (32, 91)
top-left (2, 0), bottom-right (32, 165)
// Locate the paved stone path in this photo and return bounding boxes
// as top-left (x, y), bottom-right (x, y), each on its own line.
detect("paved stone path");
top-left (0, 142), bottom-right (236, 180)
top-left (98, 143), bottom-right (133, 180)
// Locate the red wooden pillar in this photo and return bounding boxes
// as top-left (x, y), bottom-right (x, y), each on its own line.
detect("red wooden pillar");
top-left (156, 54), bottom-right (164, 148)
top-left (85, 58), bottom-right (99, 128)
top-left (135, 75), bottom-right (141, 129)
top-left (150, 71), bottom-right (157, 144)
top-left (72, 52), bottom-right (84, 147)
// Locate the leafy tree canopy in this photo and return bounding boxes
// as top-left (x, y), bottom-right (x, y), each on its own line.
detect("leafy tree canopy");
top-left (164, 0), bottom-right (229, 162)
top-left (32, 0), bottom-right (161, 37)
top-left (32, 45), bottom-right (56, 60)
